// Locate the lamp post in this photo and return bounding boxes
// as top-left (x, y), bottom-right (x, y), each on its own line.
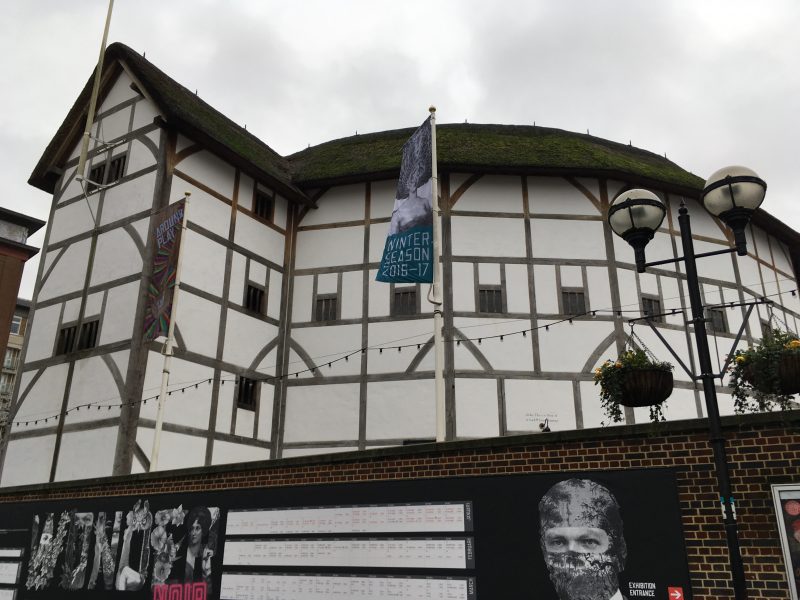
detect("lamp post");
top-left (608, 166), bottom-right (767, 600)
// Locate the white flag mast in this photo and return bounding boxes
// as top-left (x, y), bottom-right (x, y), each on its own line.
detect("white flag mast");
top-left (429, 106), bottom-right (446, 442)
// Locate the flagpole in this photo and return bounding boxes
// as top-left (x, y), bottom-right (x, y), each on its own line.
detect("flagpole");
top-left (429, 107), bottom-right (447, 442)
top-left (150, 193), bottom-right (190, 471)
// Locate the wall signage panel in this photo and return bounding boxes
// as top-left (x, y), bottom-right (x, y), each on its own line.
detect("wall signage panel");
top-left (0, 468), bottom-right (691, 599)
top-left (772, 483), bottom-right (800, 600)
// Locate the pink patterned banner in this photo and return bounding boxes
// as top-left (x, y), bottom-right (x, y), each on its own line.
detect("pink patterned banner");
top-left (143, 201), bottom-right (185, 341)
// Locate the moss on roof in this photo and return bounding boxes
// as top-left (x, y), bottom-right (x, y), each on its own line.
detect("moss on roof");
top-left (288, 123), bottom-right (705, 193)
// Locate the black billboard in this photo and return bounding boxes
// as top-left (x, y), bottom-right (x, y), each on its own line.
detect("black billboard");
top-left (0, 468), bottom-right (692, 600)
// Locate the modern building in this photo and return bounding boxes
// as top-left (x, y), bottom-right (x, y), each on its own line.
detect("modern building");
top-left (0, 300), bottom-right (30, 442)
top-left (1, 42), bottom-right (798, 487)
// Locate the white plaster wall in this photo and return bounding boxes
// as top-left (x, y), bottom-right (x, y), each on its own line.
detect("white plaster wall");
top-left (538, 320), bottom-right (615, 373)
top-left (222, 311), bottom-right (278, 367)
top-left (237, 175), bottom-right (255, 211)
top-left (214, 372), bottom-right (236, 434)
top-left (274, 196), bottom-right (289, 231)
top-left (283, 447), bottom-right (358, 458)
top-left (48, 200), bottom-right (96, 244)
top-left (659, 275), bottom-right (686, 328)
top-left (505, 263), bottom-right (530, 313)
top-left (451, 216), bottom-right (526, 257)
top-left (7, 364), bottom-right (68, 432)
top-left (23, 304), bottom-right (61, 361)
top-left (130, 97), bottom-right (161, 131)
top-left (302, 185), bottom-right (365, 226)
top-left (533, 265), bottom-right (558, 313)
top-left (234, 407), bottom-right (254, 437)
top-left (177, 150), bottom-right (235, 199)
top-left (211, 440), bottom-right (270, 465)
top-left (180, 230), bottom-right (227, 297)
top-left (694, 240), bottom-right (736, 282)
top-left (455, 176), bottom-right (522, 212)
top-left (267, 271), bottom-right (283, 320)
top-left (341, 271), bottom-right (363, 319)
top-left (292, 275), bottom-right (314, 322)
top-left (369, 221), bottom-right (390, 263)
top-left (529, 177), bottom-right (600, 216)
top-left (531, 219), bottom-right (605, 259)
top-left (176, 134), bottom-right (194, 153)
top-left (370, 180), bottom-right (397, 220)
top-left (632, 387), bottom-right (700, 424)
top-left (616, 269), bottom-right (640, 317)
top-left (228, 252), bottom-right (246, 304)
top-left (38, 241), bottom-right (91, 302)
top-left (63, 298), bottom-right (81, 323)
top-left (63, 356), bottom-right (123, 425)
top-left (174, 293), bottom-right (220, 358)
top-left (95, 107), bottom-right (131, 145)
top-left (367, 270), bottom-right (389, 317)
top-left (451, 263), bottom-right (474, 312)
top-left (234, 212), bottom-right (285, 264)
top-left (366, 379), bottom-right (435, 440)
top-left (98, 70), bottom-right (137, 112)
top-left (154, 357), bottom-right (214, 430)
top-left (505, 379), bottom-right (576, 431)
top-left (368, 321), bottom-right (435, 374)
top-left (452, 344), bottom-right (490, 372)
top-left (180, 185), bottom-right (231, 238)
top-left (58, 168), bottom-right (84, 204)
top-left (295, 227), bottom-right (364, 269)
top-left (454, 378), bottom-right (499, 438)
top-left (100, 281), bottom-right (139, 344)
top-left (137, 428), bottom-right (207, 471)
top-left (292, 325), bottom-right (361, 377)
top-left (453, 318), bottom-right (533, 371)
top-left (0, 435), bottom-right (57, 487)
top-left (90, 227), bottom-right (143, 285)
top-left (54, 427), bottom-right (118, 481)
top-left (586, 267), bottom-right (613, 312)
top-left (773, 240), bottom-right (794, 276)
top-left (126, 137), bottom-right (158, 177)
top-left (283, 383), bottom-right (359, 443)
top-left (100, 172), bottom-right (157, 226)
top-left (579, 381), bottom-right (625, 429)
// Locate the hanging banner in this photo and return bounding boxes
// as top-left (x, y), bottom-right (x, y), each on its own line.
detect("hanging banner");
top-left (772, 484), bottom-right (800, 600)
top-left (143, 201), bottom-right (185, 341)
top-left (376, 117), bottom-right (433, 283)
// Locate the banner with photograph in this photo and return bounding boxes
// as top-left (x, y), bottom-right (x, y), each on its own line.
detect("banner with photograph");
top-left (772, 484), bottom-right (800, 600)
top-left (143, 200), bottom-right (186, 341)
top-left (376, 117), bottom-right (434, 283)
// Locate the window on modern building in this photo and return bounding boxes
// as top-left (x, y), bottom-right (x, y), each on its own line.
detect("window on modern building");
top-left (392, 287), bottom-right (417, 317)
top-left (707, 308), bottom-right (727, 333)
top-left (87, 163), bottom-right (106, 193)
top-left (3, 348), bottom-right (20, 370)
top-left (642, 297), bottom-right (663, 323)
top-left (77, 319), bottom-right (99, 351)
top-left (315, 294), bottom-right (338, 322)
top-left (478, 286), bottom-right (503, 314)
top-left (236, 376), bottom-right (258, 411)
top-left (561, 289), bottom-right (587, 316)
top-left (245, 284), bottom-right (265, 315)
top-left (0, 372), bottom-right (13, 395)
top-left (107, 153), bottom-right (127, 183)
top-left (254, 189), bottom-right (274, 221)
top-left (10, 315), bottom-right (22, 335)
top-left (56, 325), bottom-right (77, 355)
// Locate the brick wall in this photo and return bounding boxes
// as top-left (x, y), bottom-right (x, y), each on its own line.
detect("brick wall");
top-left (1, 410), bottom-right (798, 599)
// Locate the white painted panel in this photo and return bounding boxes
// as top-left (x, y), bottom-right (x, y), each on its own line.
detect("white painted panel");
top-left (212, 440), bottom-right (270, 465)
top-left (54, 427), bottom-right (118, 481)
top-left (454, 378), bottom-right (499, 438)
top-left (531, 219), bottom-right (604, 259)
top-left (222, 310), bottom-right (278, 367)
top-left (153, 357), bottom-right (215, 430)
top-left (368, 270), bottom-right (389, 317)
top-left (130, 97), bottom-right (161, 130)
top-left (579, 381), bottom-right (624, 429)
top-left (646, 231), bottom-right (677, 271)
top-left (505, 263), bottom-right (530, 313)
top-left (634, 326), bottom-right (693, 383)
top-left (295, 227), bottom-right (364, 269)
top-left (282, 447), bottom-right (358, 458)
top-left (24, 304), bottom-right (60, 361)
top-left (451, 263), bottom-right (474, 312)
top-left (659, 275), bottom-right (684, 328)
top-left (773, 240), bottom-right (794, 275)
top-left (176, 134), bottom-right (193, 153)
top-left (63, 298), bottom-right (81, 323)
top-left (184, 185), bottom-right (231, 238)
top-left (145, 430), bottom-right (207, 471)
top-left (292, 325), bottom-right (361, 377)
top-left (283, 383), bottom-right (359, 442)
top-left (180, 230), bottom-right (227, 297)
top-left (267, 271), bottom-right (283, 320)
top-left (632, 387), bottom-right (700, 424)
top-left (539, 320), bottom-right (615, 373)
top-left (529, 176), bottom-right (600, 216)
top-left (317, 273), bottom-right (337, 294)
top-left (126, 138), bottom-right (157, 175)
top-left (175, 293), bottom-right (220, 358)
top-left (178, 150), bottom-right (235, 199)
top-left (214, 371), bottom-right (236, 434)
top-left (234, 212), bottom-right (285, 264)
top-left (90, 226), bottom-right (143, 285)
top-left (616, 269), bottom-right (640, 317)
top-left (369, 221), bottom-right (390, 262)
top-left (98, 70), bottom-right (137, 112)
top-left (238, 175), bottom-right (255, 211)
top-left (341, 271), bottom-right (363, 319)
top-left (366, 379), bottom-right (435, 440)
top-left (586, 267), bottom-right (612, 313)
top-left (640, 272), bottom-right (658, 296)
top-left (477, 263), bottom-right (500, 285)
top-left (0, 435), bottom-right (57, 487)
top-left (292, 275), bottom-right (314, 322)
top-left (48, 199), bottom-right (96, 244)
top-left (256, 348), bottom-right (278, 378)
top-left (85, 292), bottom-right (103, 317)
top-left (533, 265), bottom-right (558, 313)
top-left (97, 107), bottom-right (131, 144)
top-left (560, 265), bottom-right (582, 287)
top-left (235, 407), bottom-right (255, 437)
top-left (258, 387), bottom-right (274, 440)
top-left (59, 168), bottom-right (84, 203)
top-left (6, 365), bottom-right (68, 434)
top-left (370, 180), bottom-right (396, 220)
top-left (693, 239), bottom-right (735, 282)
top-left (274, 196), bottom-right (288, 230)
top-left (451, 216), bottom-right (526, 257)
top-left (453, 340), bottom-right (490, 371)
top-left (505, 379), bottom-right (576, 432)
top-left (453, 318), bottom-right (533, 371)
top-left (100, 281), bottom-right (139, 344)
top-left (63, 356), bottom-right (122, 425)
top-left (39, 241), bottom-right (91, 301)
top-left (367, 321), bottom-right (434, 375)
top-left (100, 172), bottom-right (156, 225)
top-left (229, 252), bottom-right (246, 303)
top-left (249, 261), bottom-right (267, 286)
top-left (302, 184), bottom-right (365, 226)
top-left (455, 176), bottom-right (522, 212)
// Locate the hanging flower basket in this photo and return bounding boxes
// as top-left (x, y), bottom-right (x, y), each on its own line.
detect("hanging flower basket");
top-left (594, 349), bottom-right (674, 423)
top-left (730, 329), bottom-right (800, 412)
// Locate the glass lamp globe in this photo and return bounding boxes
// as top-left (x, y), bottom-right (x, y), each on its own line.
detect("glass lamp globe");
top-left (607, 189), bottom-right (666, 272)
top-left (702, 166), bottom-right (766, 255)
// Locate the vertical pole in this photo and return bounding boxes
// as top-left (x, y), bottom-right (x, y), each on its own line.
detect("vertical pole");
top-left (150, 195), bottom-right (190, 471)
top-left (429, 107), bottom-right (446, 443)
top-left (678, 204), bottom-right (748, 599)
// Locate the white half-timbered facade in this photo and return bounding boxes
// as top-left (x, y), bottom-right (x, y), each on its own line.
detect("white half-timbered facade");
top-left (2, 43), bottom-right (798, 486)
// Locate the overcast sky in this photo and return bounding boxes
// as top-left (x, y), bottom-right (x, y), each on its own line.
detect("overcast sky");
top-left (2, 0), bottom-right (798, 299)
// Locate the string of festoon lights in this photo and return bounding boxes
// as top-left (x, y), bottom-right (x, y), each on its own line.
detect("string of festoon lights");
top-left (9, 284), bottom-right (795, 428)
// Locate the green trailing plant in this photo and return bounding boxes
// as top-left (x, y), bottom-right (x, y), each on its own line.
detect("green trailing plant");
top-left (728, 328), bottom-right (800, 413)
top-left (594, 348), bottom-right (673, 424)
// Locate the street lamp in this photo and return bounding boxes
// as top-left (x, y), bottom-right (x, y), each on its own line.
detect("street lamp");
top-left (608, 166), bottom-right (767, 600)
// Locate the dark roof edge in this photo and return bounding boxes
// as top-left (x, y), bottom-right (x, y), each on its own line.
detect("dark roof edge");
top-left (0, 207), bottom-right (46, 234)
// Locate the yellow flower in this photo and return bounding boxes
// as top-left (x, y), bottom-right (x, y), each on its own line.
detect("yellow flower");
top-left (615, 361), bottom-right (622, 368)
top-left (735, 356), bottom-right (745, 364)
top-left (785, 339), bottom-right (800, 349)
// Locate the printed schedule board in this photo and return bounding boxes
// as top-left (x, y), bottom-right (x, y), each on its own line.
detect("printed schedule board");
top-left (0, 468), bottom-right (692, 600)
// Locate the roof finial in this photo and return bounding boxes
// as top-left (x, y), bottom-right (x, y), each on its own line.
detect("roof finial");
top-left (429, 105), bottom-right (436, 114)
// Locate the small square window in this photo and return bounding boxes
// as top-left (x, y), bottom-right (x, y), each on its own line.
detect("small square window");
top-left (642, 297), bottom-right (663, 323)
top-left (478, 287), bottom-right (503, 314)
top-left (562, 290), bottom-right (587, 316)
top-left (392, 287), bottom-right (417, 317)
top-left (254, 189), bottom-right (274, 221)
top-left (3, 348), bottom-right (20, 370)
top-left (56, 325), bottom-right (77, 355)
top-left (87, 163), bottom-right (106, 193)
top-left (236, 376), bottom-right (258, 411)
top-left (315, 294), bottom-right (338, 322)
top-left (706, 308), bottom-right (727, 333)
top-left (107, 154), bottom-right (127, 183)
top-left (245, 284), bottom-right (265, 315)
top-left (10, 315), bottom-right (22, 335)
top-left (77, 320), bottom-right (99, 350)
